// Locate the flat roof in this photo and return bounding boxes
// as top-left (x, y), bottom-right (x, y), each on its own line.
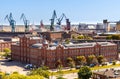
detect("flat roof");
top-left (63, 42), bottom-right (116, 48)
top-left (30, 42), bottom-right (116, 50)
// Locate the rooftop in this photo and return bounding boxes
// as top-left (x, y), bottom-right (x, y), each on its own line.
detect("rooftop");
top-left (30, 42), bottom-right (116, 50)
top-left (63, 42), bottom-right (116, 48)
top-left (94, 69), bottom-right (120, 79)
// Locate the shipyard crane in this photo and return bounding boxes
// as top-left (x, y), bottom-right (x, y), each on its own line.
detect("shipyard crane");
top-left (57, 13), bottom-right (67, 25)
top-left (66, 19), bottom-right (71, 30)
top-left (5, 13), bottom-right (16, 32)
top-left (20, 13), bottom-right (30, 32)
top-left (57, 13), bottom-right (71, 30)
top-left (50, 10), bottom-right (57, 31)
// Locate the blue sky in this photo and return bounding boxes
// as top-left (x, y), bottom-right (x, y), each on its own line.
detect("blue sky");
top-left (0, 0), bottom-right (120, 25)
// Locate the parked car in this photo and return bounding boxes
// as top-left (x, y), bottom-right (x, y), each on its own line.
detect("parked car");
top-left (24, 64), bottom-right (33, 69)
top-left (6, 59), bottom-right (13, 62)
top-left (89, 64), bottom-right (95, 67)
top-left (76, 65), bottom-right (81, 69)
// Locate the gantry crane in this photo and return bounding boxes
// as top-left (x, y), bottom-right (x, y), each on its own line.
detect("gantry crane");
top-left (57, 13), bottom-right (66, 25)
top-left (5, 13), bottom-right (16, 32)
top-left (50, 10), bottom-right (57, 31)
top-left (57, 13), bottom-right (71, 30)
top-left (20, 13), bottom-right (30, 32)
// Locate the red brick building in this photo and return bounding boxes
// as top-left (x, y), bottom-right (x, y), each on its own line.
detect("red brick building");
top-left (0, 41), bottom-right (15, 52)
top-left (11, 35), bottom-right (118, 68)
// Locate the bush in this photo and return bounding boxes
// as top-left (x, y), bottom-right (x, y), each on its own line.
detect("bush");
top-left (30, 67), bottom-right (50, 78)
top-left (112, 61), bottom-right (116, 65)
top-left (12, 72), bottom-right (19, 74)
top-left (78, 66), bottom-right (92, 79)
top-left (57, 76), bottom-right (66, 79)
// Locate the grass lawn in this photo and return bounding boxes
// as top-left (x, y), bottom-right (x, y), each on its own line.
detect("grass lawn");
top-left (51, 64), bottom-right (120, 75)
top-left (91, 64), bottom-right (120, 70)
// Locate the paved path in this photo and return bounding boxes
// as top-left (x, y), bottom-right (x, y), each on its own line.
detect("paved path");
top-left (0, 59), bottom-right (29, 75)
top-left (50, 73), bottom-right (78, 79)
top-left (1, 59), bottom-right (120, 79)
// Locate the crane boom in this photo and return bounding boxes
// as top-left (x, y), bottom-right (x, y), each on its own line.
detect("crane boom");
top-left (57, 13), bottom-right (71, 30)
top-left (50, 10), bottom-right (57, 31)
top-left (57, 13), bottom-right (66, 25)
top-left (20, 13), bottom-right (30, 32)
top-left (5, 13), bottom-right (16, 32)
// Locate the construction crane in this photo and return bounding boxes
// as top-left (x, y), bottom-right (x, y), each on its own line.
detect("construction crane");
top-left (50, 10), bottom-right (57, 31)
top-left (20, 13), bottom-right (30, 32)
top-left (5, 13), bottom-right (16, 32)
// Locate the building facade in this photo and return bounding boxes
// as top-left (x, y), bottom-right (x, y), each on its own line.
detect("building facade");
top-left (0, 41), bottom-right (15, 52)
top-left (11, 35), bottom-right (118, 68)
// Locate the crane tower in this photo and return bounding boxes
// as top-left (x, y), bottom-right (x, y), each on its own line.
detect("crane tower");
top-left (20, 13), bottom-right (30, 32)
top-left (5, 13), bottom-right (16, 32)
top-left (50, 10), bottom-right (57, 31)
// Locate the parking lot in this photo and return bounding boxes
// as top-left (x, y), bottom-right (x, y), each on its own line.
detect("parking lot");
top-left (0, 59), bottom-right (30, 75)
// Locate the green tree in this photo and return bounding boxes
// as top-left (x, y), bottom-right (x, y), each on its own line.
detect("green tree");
top-left (41, 66), bottom-right (49, 70)
top-left (26, 75), bottom-right (44, 79)
top-left (106, 35), bottom-right (112, 39)
top-left (84, 35), bottom-right (93, 40)
top-left (3, 74), bottom-right (26, 79)
top-left (87, 55), bottom-right (95, 65)
top-left (3, 48), bottom-right (11, 53)
top-left (65, 39), bottom-right (70, 44)
top-left (0, 72), bottom-right (5, 79)
top-left (72, 35), bottom-right (76, 39)
top-left (97, 55), bottom-right (104, 64)
top-left (112, 34), bottom-right (120, 40)
top-left (112, 61), bottom-right (116, 65)
top-left (57, 76), bottom-right (66, 79)
top-left (3, 48), bottom-right (11, 58)
top-left (56, 59), bottom-right (63, 71)
top-left (76, 56), bottom-right (86, 66)
top-left (1, 72), bottom-right (44, 79)
top-left (30, 67), bottom-right (50, 78)
top-left (77, 35), bottom-right (84, 39)
top-left (92, 57), bottom-right (98, 65)
top-left (106, 34), bottom-right (120, 40)
top-left (78, 66), bottom-right (92, 79)
top-left (67, 57), bottom-right (75, 69)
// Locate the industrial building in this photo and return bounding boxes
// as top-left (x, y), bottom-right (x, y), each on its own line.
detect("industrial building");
top-left (11, 34), bottom-right (118, 68)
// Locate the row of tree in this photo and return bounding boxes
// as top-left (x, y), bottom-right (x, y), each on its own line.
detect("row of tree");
top-left (56, 55), bottom-right (107, 69)
top-left (65, 35), bottom-right (93, 44)
top-left (106, 34), bottom-right (120, 40)
top-left (72, 35), bottom-right (93, 40)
